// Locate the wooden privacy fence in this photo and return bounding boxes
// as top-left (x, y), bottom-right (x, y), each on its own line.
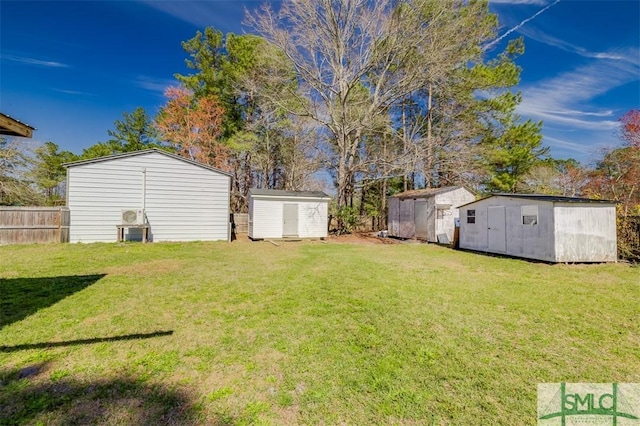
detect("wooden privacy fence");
top-left (233, 213), bottom-right (248, 234)
top-left (0, 207), bottom-right (70, 244)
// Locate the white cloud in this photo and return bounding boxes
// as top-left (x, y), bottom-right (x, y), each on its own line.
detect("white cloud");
top-left (518, 26), bottom-right (640, 66)
top-left (138, 1), bottom-right (250, 30)
top-left (517, 57), bottom-right (638, 131)
top-left (543, 109), bottom-right (613, 118)
top-left (542, 135), bottom-right (605, 162)
top-left (543, 135), bottom-right (591, 153)
top-left (134, 75), bottom-right (176, 95)
top-left (490, 0), bottom-right (548, 4)
top-left (1, 54), bottom-right (69, 68)
top-left (52, 88), bottom-right (94, 96)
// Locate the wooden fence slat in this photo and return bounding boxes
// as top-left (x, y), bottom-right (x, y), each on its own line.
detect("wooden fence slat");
top-left (0, 207), bottom-right (70, 244)
top-left (233, 213), bottom-right (248, 234)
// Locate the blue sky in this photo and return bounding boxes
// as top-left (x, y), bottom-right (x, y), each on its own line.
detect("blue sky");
top-left (1, 0), bottom-right (638, 165)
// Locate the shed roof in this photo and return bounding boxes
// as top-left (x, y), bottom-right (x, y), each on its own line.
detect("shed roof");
top-left (391, 186), bottom-right (471, 200)
top-left (249, 188), bottom-right (331, 199)
top-left (460, 193), bottom-right (616, 208)
top-left (0, 113), bottom-right (35, 138)
top-left (64, 148), bottom-right (232, 177)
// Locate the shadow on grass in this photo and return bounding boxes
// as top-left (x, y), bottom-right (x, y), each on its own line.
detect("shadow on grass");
top-left (0, 274), bottom-right (106, 329)
top-left (0, 363), bottom-right (207, 425)
top-left (0, 330), bottom-right (174, 353)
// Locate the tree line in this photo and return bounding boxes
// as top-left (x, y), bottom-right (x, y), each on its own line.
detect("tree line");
top-left (1, 0), bottom-right (638, 257)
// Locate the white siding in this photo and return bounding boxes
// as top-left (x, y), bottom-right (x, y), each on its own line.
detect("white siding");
top-left (248, 196), bottom-right (254, 237)
top-left (432, 187), bottom-right (476, 243)
top-left (248, 196), bottom-right (328, 239)
top-left (298, 201), bottom-right (328, 238)
top-left (67, 151), bottom-right (230, 243)
top-left (553, 204), bottom-right (617, 262)
top-left (250, 198), bottom-right (284, 239)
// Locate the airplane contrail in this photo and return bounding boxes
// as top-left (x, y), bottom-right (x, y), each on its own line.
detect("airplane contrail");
top-left (484, 0), bottom-right (561, 51)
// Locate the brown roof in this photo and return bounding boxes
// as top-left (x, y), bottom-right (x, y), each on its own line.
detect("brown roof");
top-left (0, 113), bottom-right (35, 138)
top-left (391, 186), bottom-right (470, 200)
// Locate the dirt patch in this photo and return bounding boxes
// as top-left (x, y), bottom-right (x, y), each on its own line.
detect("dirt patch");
top-left (324, 232), bottom-right (403, 245)
top-left (234, 232), bottom-right (414, 245)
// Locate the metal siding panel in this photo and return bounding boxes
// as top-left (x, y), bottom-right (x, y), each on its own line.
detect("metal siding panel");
top-left (460, 196), bottom-right (556, 262)
top-left (512, 202), bottom-right (555, 262)
top-left (398, 199), bottom-right (415, 238)
top-left (143, 156), bottom-right (229, 242)
top-left (554, 205), bottom-right (617, 262)
top-left (68, 151), bottom-right (230, 242)
top-left (460, 202), bottom-right (488, 252)
top-left (388, 197), bottom-right (400, 237)
top-left (488, 206), bottom-right (507, 252)
top-left (414, 200), bottom-right (428, 239)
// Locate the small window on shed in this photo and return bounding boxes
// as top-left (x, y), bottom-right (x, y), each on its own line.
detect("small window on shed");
top-left (522, 205), bottom-right (538, 225)
top-left (467, 209), bottom-right (476, 224)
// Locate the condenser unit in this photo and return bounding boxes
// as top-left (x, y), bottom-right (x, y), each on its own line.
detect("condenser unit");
top-left (121, 209), bottom-right (145, 225)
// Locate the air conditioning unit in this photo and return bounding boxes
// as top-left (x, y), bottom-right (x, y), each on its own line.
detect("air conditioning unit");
top-left (121, 209), bottom-right (145, 225)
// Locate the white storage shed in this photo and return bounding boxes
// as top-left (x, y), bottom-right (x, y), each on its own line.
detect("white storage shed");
top-left (388, 186), bottom-right (475, 242)
top-left (65, 149), bottom-right (231, 243)
top-left (248, 189), bottom-right (330, 240)
top-left (458, 194), bottom-right (617, 263)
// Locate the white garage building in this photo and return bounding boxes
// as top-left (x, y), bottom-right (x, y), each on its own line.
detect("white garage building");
top-left (458, 194), bottom-right (617, 262)
top-left (248, 189), bottom-right (330, 240)
top-left (65, 149), bottom-right (231, 243)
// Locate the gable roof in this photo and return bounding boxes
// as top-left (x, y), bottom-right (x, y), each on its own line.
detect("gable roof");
top-left (0, 113), bottom-right (35, 138)
top-left (64, 148), bottom-right (232, 177)
top-left (391, 186), bottom-right (472, 200)
top-left (460, 193), bottom-right (616, 208)
top-left (249, 188), bottom-right (331, 199)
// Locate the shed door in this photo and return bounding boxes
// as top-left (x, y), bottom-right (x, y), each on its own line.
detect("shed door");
top-left (414, 200), bottom-right (428, 239)
top-left (283, 203), bottom-right (299, 237)
top-left (435, 208), bottom-right (446, 237)
top-left (488, 206), bottom-right (506, 253)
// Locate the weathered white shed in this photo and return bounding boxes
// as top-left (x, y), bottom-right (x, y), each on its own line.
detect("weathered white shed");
top-left (459, 194), bottom-right (617, 262)
top-left (248, 189), bottom-right (330, 240)
top-left (65, 149), bottom-right (231, 243)
top-left (388, 186), bottom-right (475, 242)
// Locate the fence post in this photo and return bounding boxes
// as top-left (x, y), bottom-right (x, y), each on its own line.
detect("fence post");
top-left (58, 207), bottom-right (62, 242)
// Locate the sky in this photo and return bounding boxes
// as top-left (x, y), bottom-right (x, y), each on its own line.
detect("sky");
top-left (1, 0), bottom-right (638, 165)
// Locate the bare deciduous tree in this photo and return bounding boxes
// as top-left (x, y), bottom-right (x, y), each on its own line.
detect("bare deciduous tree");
top-left (249, 0), bottom-right (498, 226)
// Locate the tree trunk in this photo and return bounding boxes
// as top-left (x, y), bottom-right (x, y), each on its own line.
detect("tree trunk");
top-left (425, 84), bottom-right (434, 188)
top-left (381, 177), bottom-right (387, 227)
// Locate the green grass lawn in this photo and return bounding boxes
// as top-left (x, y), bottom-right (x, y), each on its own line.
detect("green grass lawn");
top-left (0, 239), bottom-right (638, 425)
